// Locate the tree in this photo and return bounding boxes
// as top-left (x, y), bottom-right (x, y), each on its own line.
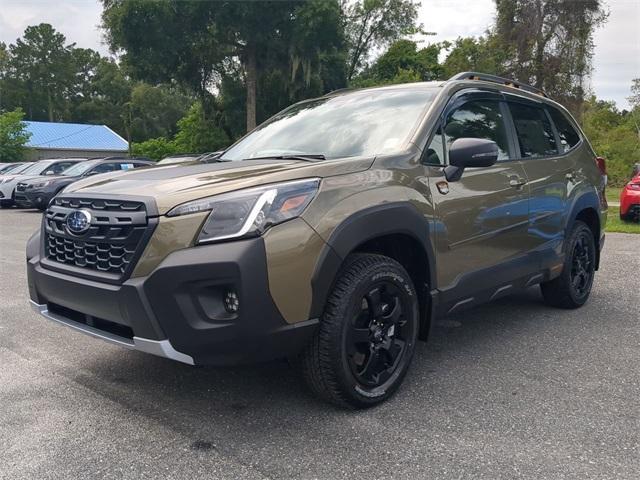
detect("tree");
top-left (352, 39), bottom-right (443, 86)
top-left (7, 24), bottom-right (76, 121)
top-left (494, 0), bottom-right (608, 115)
top-left (582, 97), bottom-right (640, 186)
top-left (440, 36), bottom-right (508, 79)
top-left (101, 0), bottom-right (345, 133)
top-left (128, 83), bottom-right (192, 142)
top-left (345, 0), bottom-right (422, 81)
top-left (0, 108), bottom-right (31, 162)
top-left (628, 78), bottom-right (640, 140)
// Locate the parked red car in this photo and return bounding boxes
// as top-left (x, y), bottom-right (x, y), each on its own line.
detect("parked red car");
top-left (620, 168), bottom-right (640, 222)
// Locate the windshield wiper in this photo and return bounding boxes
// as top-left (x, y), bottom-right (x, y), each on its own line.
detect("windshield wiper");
top-left (245, 154), bottom-right (326, 162)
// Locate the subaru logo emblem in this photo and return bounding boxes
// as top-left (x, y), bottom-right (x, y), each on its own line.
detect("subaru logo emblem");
top-left (66, 209), bottom-right (92, 235)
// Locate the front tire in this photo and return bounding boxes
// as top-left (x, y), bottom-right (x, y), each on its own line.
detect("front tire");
top-left (541, 221), bottom-right (596, 309)
top-left (300, 254), bottom-right (419, 408)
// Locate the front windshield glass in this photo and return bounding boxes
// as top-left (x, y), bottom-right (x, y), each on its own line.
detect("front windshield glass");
top-left (21, 161), bottom-right (54, 175)
top-left (61, 160), bottom-right (99, 176)
top-left (221, 88), bottom-right (437, 161)
top-left (9, 163), bottom-right (33, 174)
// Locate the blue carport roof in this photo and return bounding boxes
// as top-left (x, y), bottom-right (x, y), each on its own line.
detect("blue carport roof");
top-left (24, 121), bottom-right (128, 151)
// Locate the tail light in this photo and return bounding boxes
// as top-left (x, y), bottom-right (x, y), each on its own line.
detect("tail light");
top-left (595, 156), bottom-right (607, 177)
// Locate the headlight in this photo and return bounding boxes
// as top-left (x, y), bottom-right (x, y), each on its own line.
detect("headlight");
top-left (167, 178), bottom-right (320, 244)
top-left (32, 180), bottom-right (51, 188)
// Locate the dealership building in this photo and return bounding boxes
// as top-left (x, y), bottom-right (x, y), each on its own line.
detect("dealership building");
top-left (24, 121), bottom-right (128, 160)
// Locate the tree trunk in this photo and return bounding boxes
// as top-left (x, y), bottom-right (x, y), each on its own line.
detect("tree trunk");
top-left (47, 89), bottom-right (54, 122)
top-left (245, 44), bottom-right (257, 132)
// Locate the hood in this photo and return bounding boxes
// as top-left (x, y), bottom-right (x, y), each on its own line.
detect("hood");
top-left (22, 174), bottom-right (72, 185)
top-left (63, 157), bottom-right (374, 215)
top-left (3, 174), bottom-right (42, 184)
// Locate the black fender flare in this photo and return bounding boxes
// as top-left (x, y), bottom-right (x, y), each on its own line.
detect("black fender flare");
top-left (564, 189), bottom-right (602, 266)
top-left (308, 202), bottom-right (436, 320)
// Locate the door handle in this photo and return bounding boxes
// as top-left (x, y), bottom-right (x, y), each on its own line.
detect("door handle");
top-left (509, 177), bottom-right (527, 188)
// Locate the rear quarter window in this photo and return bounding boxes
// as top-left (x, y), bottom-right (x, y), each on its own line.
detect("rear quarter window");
top-left (547, 107), bottom-right (581, 152)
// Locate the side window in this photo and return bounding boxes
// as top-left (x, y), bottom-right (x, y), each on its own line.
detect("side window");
top-left (51, 162), bottom-right (74, 174)
top-left (132, 163), bottom-right (148, 169)
top-left (444, 100), bottom-right (510, 161)
top-left (509, 102), bottom-right (558, 158)
top-left (547, 107), bottom-right (580, 153)
top-left (118, 163), bottom-right (135, 170)
top-left (90, 163), bottom-right (119, 175)
top-left (424, 123), bottom-right (445, 165)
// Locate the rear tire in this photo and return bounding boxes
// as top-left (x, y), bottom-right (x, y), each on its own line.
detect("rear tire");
top-left (299, 253), bottom-right (419, 409)
top-left (541, 221), bottom-right (596, 309)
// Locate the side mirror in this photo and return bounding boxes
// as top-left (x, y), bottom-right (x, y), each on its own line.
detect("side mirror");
top-left (44, 170), bottom-right (55, 175)
top-left (444, 138), bottom-right (499, 182)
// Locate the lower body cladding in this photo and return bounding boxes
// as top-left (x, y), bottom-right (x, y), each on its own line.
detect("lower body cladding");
top-left (27, 236), bottom-right (319, 366)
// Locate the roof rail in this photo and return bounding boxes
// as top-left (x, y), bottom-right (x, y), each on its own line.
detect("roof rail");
top-left (323, 87), bottom-right (355, 97)
top-left (449, 72), bottom-right (547, 98)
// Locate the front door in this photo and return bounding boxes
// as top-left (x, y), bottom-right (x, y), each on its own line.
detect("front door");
top-left (424, 93), bottom-right (531, 306)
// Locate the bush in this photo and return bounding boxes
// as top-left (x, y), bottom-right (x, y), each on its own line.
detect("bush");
top-left (0, 108), bottom-right (31, 162)
top-left (131, 137), bottom-right (181, 160)
top-left (131, 102), bottom-right (229, 160)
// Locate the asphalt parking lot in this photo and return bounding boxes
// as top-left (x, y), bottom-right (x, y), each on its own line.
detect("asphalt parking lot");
top-left (0, 208), bottom-right (638, 480)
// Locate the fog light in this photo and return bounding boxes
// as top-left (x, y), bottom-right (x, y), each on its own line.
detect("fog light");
top-left (224, 291), bottom-right (239, 313)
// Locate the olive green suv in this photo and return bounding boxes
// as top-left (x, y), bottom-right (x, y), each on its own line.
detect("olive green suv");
top-left (27, 72), bottom-right (607, 408)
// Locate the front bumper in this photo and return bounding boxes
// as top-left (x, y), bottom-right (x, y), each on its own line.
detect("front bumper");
top-left (29, 300), bottom-right (194, 364)
top-left (27, 234), bottom-right (318, 366)
top-left (19, 189), bottom-right (52, 209)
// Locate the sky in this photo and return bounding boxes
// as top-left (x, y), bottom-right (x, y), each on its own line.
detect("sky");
top-left (1, 0), bottom-right (638, 109)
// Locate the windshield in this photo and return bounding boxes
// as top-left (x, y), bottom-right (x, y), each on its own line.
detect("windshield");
top-left (221, 88), bottom-right (437, 161)
top-left (61, 160), bottom-right (99, 176)
top-left (21, 161), bottom-right (55, 175)
top-left (7, 163), bottom-right (33, 174)
top-left (0, 163), bottom-right (21, 173)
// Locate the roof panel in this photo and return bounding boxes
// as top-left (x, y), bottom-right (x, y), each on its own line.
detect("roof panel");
top-left (24, 121), bottom-right (128, 151)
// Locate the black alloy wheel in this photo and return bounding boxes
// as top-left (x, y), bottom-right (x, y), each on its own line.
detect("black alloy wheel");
top-left (541, 220), bottom-right (596, 309)
top-left (300, 253), bottom-right (419, 408)
top-left (346, 283), bottom-right (411, 388)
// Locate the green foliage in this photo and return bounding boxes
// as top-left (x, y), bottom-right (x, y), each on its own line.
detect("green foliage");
top-left (606, 215), bottom-right (640, 234)
top-left (132, 103), bottom-right (229, 160)
top-left (0, 23), bottom-right (196, 147)
top-left (173, 103), bottom-right (229, 153)
top-left (128, 83), bottom-right (191, 142)
top-left (493, 0), bottom-right (608, 116)
top-left (440, 36), bottom-right (508, 79)
top-left (5, 24), bottom-right (76, 121)
top-left (354, 39), bottom-right (443, 86)
top-left (345, 0), bottom-right (422, 80)
top-left (0, 108), bottom-right (31, 162)
top-left (131, 137), bottom-right (179, 161)
top-left (582, 96), bottom-right (640, 187)
top-left (102, 0), bottom-right (346, 132)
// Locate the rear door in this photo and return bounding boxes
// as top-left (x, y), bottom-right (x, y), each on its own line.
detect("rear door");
top-left (425, 90), bottom-right (531, 305)
top-left (505, 96), bottom-right (575, 264)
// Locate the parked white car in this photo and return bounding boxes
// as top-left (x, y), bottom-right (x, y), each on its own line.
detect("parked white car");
top-left (0, 159), bottom-right (83, 208)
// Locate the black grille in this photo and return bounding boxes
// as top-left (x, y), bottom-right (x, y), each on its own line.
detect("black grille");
top-left (43, 196), bottom-right (154, 282)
